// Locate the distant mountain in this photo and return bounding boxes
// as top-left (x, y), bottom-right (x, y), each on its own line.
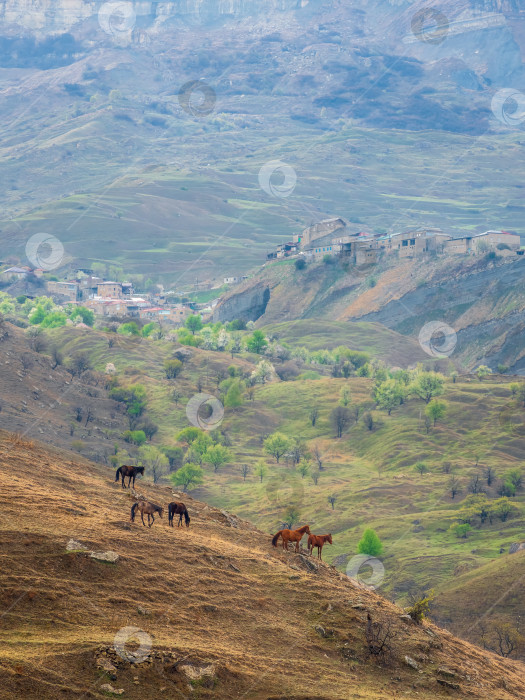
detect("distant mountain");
top-left (0, 0), bottom-right (523, 282)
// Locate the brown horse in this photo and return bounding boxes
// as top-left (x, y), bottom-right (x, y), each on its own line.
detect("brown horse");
top-left (131, 500), bottom-right (163, 527)
top-left (307, 533), bottom-right (332, 560)
top-left (271, 524), bottom-right (311, 552)
top-left (116, 465), bottom-right (144, 489)
top-left (168, 501), bottom-right (190, 527)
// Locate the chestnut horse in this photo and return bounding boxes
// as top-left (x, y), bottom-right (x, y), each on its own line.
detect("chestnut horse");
top-left (168, 501), bottom-right (190, 527)
top-left (131, 500), bottom-right (163, 527)
top-left (271, 524), bottom-right (311, 552)
top-left (115, 465), bottom-right (144, 489)
top-left (307, 533), bottom-right (332, 560)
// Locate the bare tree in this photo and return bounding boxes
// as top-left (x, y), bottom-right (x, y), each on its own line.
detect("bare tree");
top-left (328, 495), bottom-right (336, 510)
top-left (331, 406), bottom-right (351, 438)
top-left (449, 476), bottom-right (460, 499)
top-left (468, 473), bottom-right (485, 495)
top-left (309, 406), bottom-right (319, 427)
top-left (241, 464), bottom-right (249, 481)
top-left (311, 471), bottom-right (320, 486)
top-left (485, 466), bottom-right (496, 487)
top-left (366, 613), bottom-right (395, 659)
top-left (51, 347), bottom-right (63, 369)
top-left (312, 443), bottom-right (324, 471)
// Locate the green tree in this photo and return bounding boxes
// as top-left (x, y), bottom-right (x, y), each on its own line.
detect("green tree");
top-left (476, 365), bottom-right (492, 381)
top-left (415, 461), bottom-right (428, 476)
top-left (185, 315), bottom-right (203, 335)
top-left (411, 372), bottom-right (445, 403)
top-left (357, 529), bottom-right (383, 556)
top-left (255, 460), bottom-right (267, 482)
top-left (264, 432), bottom-right (291, 463)
top-left (138, 445), bottom-right (169, 483)
top-left (170, 463), bottom-right (204, 491)
top-left (246, 329), bottom-right (268, 354)
top-left (505, 468), bottom-right (522, 490)
top-left (70, 305), bottom-right (95, 326)
top-left (176, 426), bottom-right (202, 445)
top-left (164, 358), bottom-right (183, 379)
top-left (123, 429), bottom-right (146, 446)
top-left (297, 460), bottom-right (309, 479)
top-left (374, 379), bottom-right (405, 415)
top-left (203, 444), bottom-right (231, 473)
top-left (449, 522), bottom-right (471, 539)
top-left (41, 311), bottom-right (68, 328)
top-left (425, 399), bottom-right (447, 426)
top-left (339, 385), bottom-right (351, 406)
top-left (118, 321), bottom-right (140, 336)
top-left (224, 379), bottom-right (244, 409)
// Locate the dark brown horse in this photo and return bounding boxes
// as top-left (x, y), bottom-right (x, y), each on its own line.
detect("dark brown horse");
top-left (168, 501), bottom-right (190, 527)
top-left (115, 465), bottom-right (144, 489)
top-left (271, 524), bottom-right (311, 552)
top-left (131, 500), bottom-right (163, 527)
top-left (307, 533), bottom-right (332, 560)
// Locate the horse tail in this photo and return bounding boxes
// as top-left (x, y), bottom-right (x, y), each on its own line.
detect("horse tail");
top-left (131, 502), bottom-right (138, 522)
top-left (272, 530), bottom-right (283, 547)
top-left (115, 466), bottom-right (121, 482)
top-left (184, 508), bottom-right (190, 526)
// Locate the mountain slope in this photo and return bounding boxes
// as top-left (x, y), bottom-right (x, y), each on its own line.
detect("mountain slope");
top-left (1, 432), bottom-right (524, 699)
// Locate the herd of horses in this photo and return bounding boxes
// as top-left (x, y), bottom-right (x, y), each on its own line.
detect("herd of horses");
top-left (118, 466), bottom-right (333, 560)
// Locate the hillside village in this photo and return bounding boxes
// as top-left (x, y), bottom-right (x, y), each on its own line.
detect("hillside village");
top-left (268, 219), bottom-right (523, 264)
top-left (0, 220), bottom-right (522, 328)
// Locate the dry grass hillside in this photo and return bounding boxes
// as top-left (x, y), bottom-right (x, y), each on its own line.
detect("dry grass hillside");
top-left (1, 432), bottom-right (524, 700)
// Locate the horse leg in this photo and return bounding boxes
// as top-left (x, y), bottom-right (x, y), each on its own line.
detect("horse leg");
top-left (149, 514), bottom-right (154, 527)
top-left (141, 511), bottom-right (146, 526)
top-left (121, 474), bottom-right (125, 488)
top-left (318, 546), bottom-right (322, 560)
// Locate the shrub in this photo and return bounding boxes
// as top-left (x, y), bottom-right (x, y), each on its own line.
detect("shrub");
top-left (295, 257), bottom-right (306, 270)
top-left (405, 590), bottom-right (434, 624)
top-left (357, 528), bottom-right (383, 556)
top-left (164, 358), bottom-right (183, 379)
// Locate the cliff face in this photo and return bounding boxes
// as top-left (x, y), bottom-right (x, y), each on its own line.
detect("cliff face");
top-left (213, 282), bottom-right (270, 323)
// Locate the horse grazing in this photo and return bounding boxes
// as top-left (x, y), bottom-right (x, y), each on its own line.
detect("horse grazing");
top-left (115, 465), bottom-right (144, 489)
top-left (271, 525), bottom-right (311, 552)
top-left (168, 501), bottom-right (190, 528)
top-left (307, 533), bottom-right (332, 560)
top-left (131, 500), bottom-right (163, 527)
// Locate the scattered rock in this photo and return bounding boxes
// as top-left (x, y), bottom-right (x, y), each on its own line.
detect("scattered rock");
top-left (137, 606), bottom-right (150, 616)
top-left (220, 510), bottom-right (239, 528)
top-left (404, 656), bottom-right (419, 670)
top-left (437, 679), bottom-right (460, 690)
top-left (331, 554), bottom-right (350, 567)
top-left (228, 563), bottom-right (240, 572)
top-left (90, 551), bottom-right (119, 564)
top-left (203, 604), bottom-right (218, 613)
top-left (299, 555), bottom-right (318, 573)
top-left (289, 574), bottom-right (300, 580)
top-left (99, 683), bottom-right (124, 696)
top-left (179, 663), bottom-right (215, 681)
top-left (437, 667), bottom-right (457, 678)
top-left (412, 525), bottom-right (424, 533)
top-left (314, 625), bottom-right (326, 637)
top-left (400, 614), bottom-right (414, 623)
top-left (66, 539), bottom-right (88, 551)
top-left (96, 658), bottom-right (117, 673)
top-left (352, 603), bottom-right (366, 610)
top-left (509, 542), bottom-right (525, 554)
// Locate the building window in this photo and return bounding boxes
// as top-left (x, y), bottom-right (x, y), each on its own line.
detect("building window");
top-left (402, 240), bottom-right (408, 247)
top-left (410, 239), bottom-right (415, 245)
